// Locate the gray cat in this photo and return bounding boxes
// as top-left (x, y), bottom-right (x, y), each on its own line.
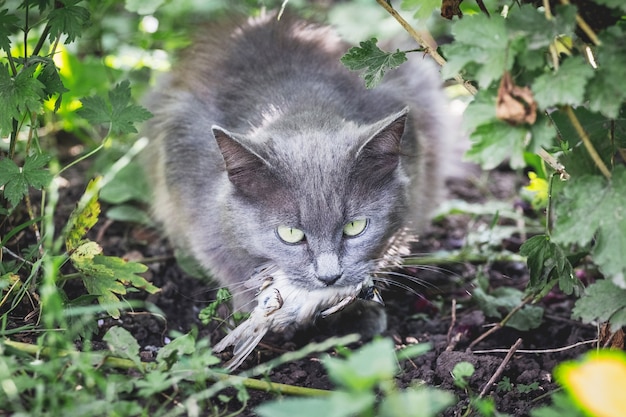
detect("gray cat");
top-left (142, 11), bottom-right (451, 338)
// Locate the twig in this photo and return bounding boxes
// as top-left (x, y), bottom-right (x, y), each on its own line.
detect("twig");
top-left (469, 295), bottom-right (533, 349)
top-left (537, 148), bottom-right (569, 180)
top-left (1, 247), bottom-right (34, 266)
top-left (374, 0), bottom-right (477, 96)
top-left (564, 105), bottom-right (611, 180)
top-left (478, 338), bottom-right (523, 398)
top-left (473, 338), bottom-right (598, 354)
top-left (445, 299), bottom-right (458, 351)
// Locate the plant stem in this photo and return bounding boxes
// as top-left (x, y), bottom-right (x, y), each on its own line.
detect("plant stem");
top-left (402, 251), bottom-right (525, 266)
top-left (2, 338), bottom-right (334, 397)
top-left (374, 0), bottom-right (477, 96)
top-left (32, 24), bottom-right (52, 57)
top-left (564, 105), bottom-right (611, 180)
top-left (558, 0), bottom-right (600, 46)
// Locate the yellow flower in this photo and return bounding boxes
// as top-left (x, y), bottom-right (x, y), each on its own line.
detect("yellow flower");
top-left (555, 350), bottom-right (626, 417)
top-left (523, 171), bottom-right (549, 209)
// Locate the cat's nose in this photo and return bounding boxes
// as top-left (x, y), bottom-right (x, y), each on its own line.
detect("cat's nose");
top-left (315, 252), bottom-right (342, 286)
top-left (318, 273), bottom-right (342, 286)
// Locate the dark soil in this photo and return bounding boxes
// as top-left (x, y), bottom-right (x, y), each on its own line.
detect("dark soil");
top-left (7, 157), bottom-right (596, 417)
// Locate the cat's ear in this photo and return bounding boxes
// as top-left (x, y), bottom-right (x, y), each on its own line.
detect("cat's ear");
top-left (212, 125), bottom-right (275, 195)
top-left (355, 107), bottom-right (409, 177)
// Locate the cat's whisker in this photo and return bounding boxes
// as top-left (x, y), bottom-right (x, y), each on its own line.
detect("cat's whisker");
top-left (373, 277), bottom-right (428, 299)
top-left (374, 270), bottom-right (437, 289)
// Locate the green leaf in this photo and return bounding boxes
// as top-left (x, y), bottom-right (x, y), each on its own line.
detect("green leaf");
top-left (105, 205), bottom-right (153, 225)
top-left (324, 338), bottom-right (398, 391)
top-left (520, 234), bottom-right (578, 296)
top-left (0, 9), bottom-right (19, 52)
top-left (465, 122), bottom-right (526, 169)
top-left (100, 161), bottom-right (151, 204)
top-left (103, 326), bottom-right (142, 369)
top-left (71, 242), bottom-right (157, 319)
top-left (550, 108), bottom-right (615, 177)
top-left (553, 166), bottom-right (626, 285)
top-left (586, 27), bottom-right (626, 119)
top-left (441, 14), bottom-right (510, 88)
top-left (134, 370), bottom-right (176, 397)
top-left (47, 0), bottom-right (90, 44)
top-left (473, 286), bottom-right (544, 330)
top-left (572, 280), bottom-right (626, 332)
top-left (507, 4), bottom-right (576, 51)
top-left (256, 391), bottom-right (375, 417)
top-left (400, 0), bottom-right (440, 21)
top-left (592, 0), bottom-right (626, 12)
top-left (341, 38), bottom-right (407, 89)
top-left (0, 64), bottom-right (46, 135)
top-left (35, 57), bottom-right (69, 108)
top-left (156, 330), bottom-right (197, 367)
top-left (532, 57), bottom-right (594, 109)
top-left (78, 80), bottom-right (152, 134)
top-left (452, 362), bottom-right (475, 389)
top-left (93, 256), bottom-right (156, 293)
top-left (380, 388), bottom-right (455, 417)
top-left (65, 178), bottom-right (102, 252)
top-left (0, 153), bottom-right (52, 207)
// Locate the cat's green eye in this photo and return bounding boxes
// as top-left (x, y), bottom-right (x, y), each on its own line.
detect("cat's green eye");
top-left (276, 225), bottom-right (306, 244)
top-left (343, 218), bottom-right (368, 237)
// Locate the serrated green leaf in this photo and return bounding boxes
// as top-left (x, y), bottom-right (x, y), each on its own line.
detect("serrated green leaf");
top-left (550, 108), bottom-right (615, 177)
top-left (0, 153), bottom-right (52, 207)
top-left (341, 38), bottom-right (407, 89)
top-left (47, 0), bottom-right (90, 44)
top-left (586, 27), bottom-right (626, 119)
top-left (572, 280), bottom-right (626, 332)
top-left (465, 122), bottom-right (526, 169)
top-left (78, 80), bottom-right (152, 134)
top-left (65, 178), bottom-right (102, 252)
top-left (35, 57), bottom-right (69, 100)
top-left (520, 234), bottom-right (578, 296)
top-left (532, 57), bottom-right (594, 108)
top-left (553, 166), bottom-right (626, 285)
top-left (91, 255), bottom-right (156, 293)
top-left (462, 87), bottom-right (497, 133)
top-left (0, 64), bottom-right (46, 134)
top-left (324, 338), bottom-right (397, 391)
top-left (156, 330), bottom-right (197, 367)
top-left (400, 0), bottom-right (440, 21)
top-left (71, 241), bottom-right (157, 318)
top-left (0, 9), bottom-right (19, 52)
top-left (507, 4), bottom-right (576, 51)
top-left (103, 326), bottom-right (142, 369)
top-left (441, 14), bottom-right (510, 88)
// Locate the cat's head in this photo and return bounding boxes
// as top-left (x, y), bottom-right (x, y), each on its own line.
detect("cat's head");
top-left (212, 108), bottom-right (411, 291)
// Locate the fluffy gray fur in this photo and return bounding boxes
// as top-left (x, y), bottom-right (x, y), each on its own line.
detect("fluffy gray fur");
top-left (142, 11), bottom-right (451, 334)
